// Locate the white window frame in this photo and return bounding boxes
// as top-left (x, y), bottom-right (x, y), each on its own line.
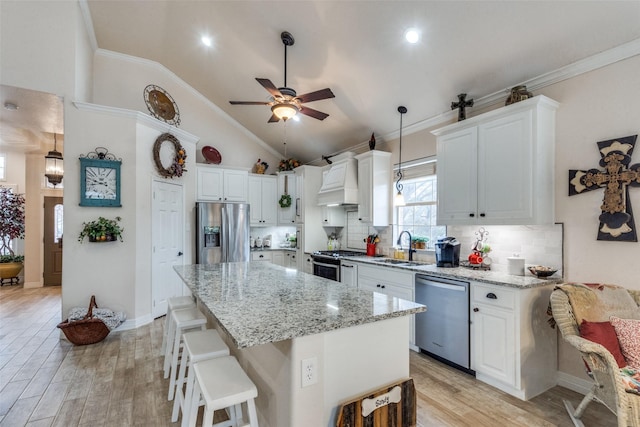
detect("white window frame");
top-left (0, 153), bottom-right (6, 181)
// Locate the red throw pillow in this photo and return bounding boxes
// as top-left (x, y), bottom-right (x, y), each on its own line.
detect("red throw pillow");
top-left (579, 320), bottom-right (627, 368)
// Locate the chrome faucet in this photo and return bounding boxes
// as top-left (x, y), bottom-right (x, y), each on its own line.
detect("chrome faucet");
top-left (397, 231), bottom-right (416, 261)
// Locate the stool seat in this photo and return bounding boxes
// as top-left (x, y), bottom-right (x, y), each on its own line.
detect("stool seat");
top-left (172, 329), bottom-right (230, 425)
top-left (189, 356), bottom-right (259, 427)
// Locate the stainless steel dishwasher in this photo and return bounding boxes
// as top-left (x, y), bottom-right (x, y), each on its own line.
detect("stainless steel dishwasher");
top-left (415, 274), bottom-right (472, 372)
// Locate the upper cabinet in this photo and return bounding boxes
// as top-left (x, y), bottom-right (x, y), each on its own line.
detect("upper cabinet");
top-left (277, 172), bottom-right (297, 225)
top-left (432, 96), bottom-right (559, 226)
top-left (196, 165), bottom-right (248, 202)
top-left (248, 174), bottom-right (277, 226)
top-left (355, 151), bottom-right (392, 227)
top-left (321, 205), bottom-right (345, 227)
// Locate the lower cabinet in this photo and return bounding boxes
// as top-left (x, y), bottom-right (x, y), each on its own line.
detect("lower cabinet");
top-left (357, 264), bottom-right (415, 346)
top-left (340, 261), bottom-right (358, 287)
top-left (471, 281), bottom-right (557, 400)
top-left (251, 252), bottom-right (273, 262)
top-left (272, 251), bottom-right (284, 266)
top-left (285, 251), bottom-right (297, 269)
top-left (303, 253), bottom-right (313, 275)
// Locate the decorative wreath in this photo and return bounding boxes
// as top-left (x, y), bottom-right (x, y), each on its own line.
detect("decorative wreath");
top-left (153, 133), bottom-right (187, 178)
top-left (279, 194), bottom-right (292, 208)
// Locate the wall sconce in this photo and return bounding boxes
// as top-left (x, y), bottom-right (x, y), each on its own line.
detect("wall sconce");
top-left (45, 133), bottom-right (63, 186)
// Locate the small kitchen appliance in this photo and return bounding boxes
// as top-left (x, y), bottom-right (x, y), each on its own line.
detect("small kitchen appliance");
top-left (435, 237), bottom-right (460, 267)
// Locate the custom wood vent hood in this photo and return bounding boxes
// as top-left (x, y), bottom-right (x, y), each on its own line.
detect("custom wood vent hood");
top-left (317, 152), bottom-right (359, 206)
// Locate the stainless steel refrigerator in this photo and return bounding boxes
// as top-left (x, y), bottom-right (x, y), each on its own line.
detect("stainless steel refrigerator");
top-left (196, 202), bottom-right (250, 264)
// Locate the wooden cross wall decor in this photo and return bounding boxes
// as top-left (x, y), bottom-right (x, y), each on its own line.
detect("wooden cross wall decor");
top-left (569, 135), bottom-right (640, 242)
top-left (451, 93), bottom-right (474, 121)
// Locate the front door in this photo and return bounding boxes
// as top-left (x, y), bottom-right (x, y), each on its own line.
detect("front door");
top-left (151, 180), bottom-right (185, 318)
top-left (43, 196), bottom-right (63, 286)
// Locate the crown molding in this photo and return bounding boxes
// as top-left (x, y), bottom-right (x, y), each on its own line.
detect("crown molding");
top-left (73, 101), bottom-right (200, 145)
top-left (94, 49), bottom-right (282, 159)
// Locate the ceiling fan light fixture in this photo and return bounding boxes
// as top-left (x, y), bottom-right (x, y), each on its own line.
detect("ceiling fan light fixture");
top-left (271, 103), bottom-right (299, 121)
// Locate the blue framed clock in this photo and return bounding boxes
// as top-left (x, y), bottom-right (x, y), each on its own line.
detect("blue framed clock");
top-left (79, 156), bottom-right (122, 207)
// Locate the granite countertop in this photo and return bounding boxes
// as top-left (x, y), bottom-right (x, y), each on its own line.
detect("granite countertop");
top-left (250, 247), bottom-right (296, 252)
top-left (173, 263), bottom-right (425, 349)
top-left (344, 256), bottom-right (564, 289)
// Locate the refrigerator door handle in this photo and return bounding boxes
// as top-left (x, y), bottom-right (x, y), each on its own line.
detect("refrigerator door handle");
top-left (221, 207), bottom-right (228, 262)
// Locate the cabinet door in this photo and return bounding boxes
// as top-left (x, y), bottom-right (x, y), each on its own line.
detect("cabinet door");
top-left (287, 252), bottom-right (297, 270)
top-left (304, 253), bottom-right (313, 274)
top-left (478, 110), bottom-right (532, 223)
top-left (197, 167), bottom-right (224, 201)
top-left (473, 304), bottom-right (516, 387)
top-left (322, 206), bottom-right (346, 227)
top-left (272, 251), bottom-right (284, 266)
top-left (223, 170), bottom-right (248, 202)
top-left (357, 156), bottom-right (372, 223)
top-left (436, 127), bottom-right (478, 224)
top-left (247, 176), bottom-right (264, 225)
top-left (260, 177), bottom-right (277, 226)
top-left (357, 276), bottom-right (381, 293)
top-left (277, 173), bottom-right (297, 225)
top-left (340, 262), bottom-right (358, 287)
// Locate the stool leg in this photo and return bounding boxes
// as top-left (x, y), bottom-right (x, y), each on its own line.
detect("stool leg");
top-left (171, 347), bottom-right (189, 419)
top-left (170, 333), bottom-right (189, 402)
top-left (168, 327), bottom-right (183, 400)
top-left (161, 310), bottom-right (170, 355)
top-left (203, 404), bottom-right (214, 427)
top-left (164, 316), bottom-right (177, 377)
top-left (187, 380), bottom-right (202, 427)
top-left (247, 398), bottom-right (258, 427)
top-left (180, 362), bottom-right (197, 427)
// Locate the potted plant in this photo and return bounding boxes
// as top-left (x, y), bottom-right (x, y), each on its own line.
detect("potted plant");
top-left (412, 236), bottom-right (428, 250)
top-left (78, 216), bottom-right (124, 243)
top-left (0, 186), bottom-right (26, 283)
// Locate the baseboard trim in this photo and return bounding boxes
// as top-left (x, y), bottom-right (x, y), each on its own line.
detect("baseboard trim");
top-left (556, 371), bottom-right (593, 395)
top-left (114, 314), bottom-right (154, 331)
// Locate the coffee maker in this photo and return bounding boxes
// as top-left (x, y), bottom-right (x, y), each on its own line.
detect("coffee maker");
top-left (435, 237), bottom-right (461, 267)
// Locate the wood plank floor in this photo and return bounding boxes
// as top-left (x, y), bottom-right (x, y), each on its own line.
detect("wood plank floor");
top-left (0, 285), bottom-right (617, 427)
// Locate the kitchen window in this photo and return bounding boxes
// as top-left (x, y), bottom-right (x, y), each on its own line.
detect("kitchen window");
top-left (396, 174), bottom-right (446, 249)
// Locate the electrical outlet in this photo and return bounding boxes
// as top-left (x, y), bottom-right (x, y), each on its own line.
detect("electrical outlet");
top-left (301, 356), bottom-right (318, 387)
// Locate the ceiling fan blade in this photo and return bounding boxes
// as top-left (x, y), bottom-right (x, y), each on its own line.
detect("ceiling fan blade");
top-left (299, 106), bottom-right (329, 121)
top-left (256, 78), bottom-right (283, 98)
top-left (296, 88), bottom-right (335, 103)
top-left (267, 113), bottom-right (280, 123)
top-left (229, 101), bottom-right (271, 105)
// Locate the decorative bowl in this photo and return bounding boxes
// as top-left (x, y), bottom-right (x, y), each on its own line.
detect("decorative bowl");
top-left (528, 266), bottom-right (558, 278)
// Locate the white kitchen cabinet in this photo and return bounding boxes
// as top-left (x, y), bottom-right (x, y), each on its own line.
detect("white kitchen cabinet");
top-left (432, 95), bottom-right (558, 225)
top-left (340, 261), bottom-right (358, 287)
top-left (321, 205), bottom-right (345, 227)
top-left (471, 281), bottom-right (557, 400)
top-left (355, 151), bottom-right (391, 227)
top-left (357, 263), bottom-right (415, 345)
top-left (272, 251), bottom-right (284, 266)
top-left (248, 174), bottom-right (277, 226)
top-left (303, 253), bottom-right (313, 274)
top-left (285, 251), bottom-right (297, 270)
top-left (277, 172), bottom-right (297, 225)
top-left (197, 165), bottom-right (248, 202)
top-left (251, 251), bottom-right (272, 262)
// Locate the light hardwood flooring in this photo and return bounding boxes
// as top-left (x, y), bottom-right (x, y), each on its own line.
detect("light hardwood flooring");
top-left (0, 285), bottom-right (617, 427)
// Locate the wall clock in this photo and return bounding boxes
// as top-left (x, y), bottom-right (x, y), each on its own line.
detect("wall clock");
top-left (80, 157), bottom-right (122, 207)
top-left (143, 84), bottom-right (181, 126)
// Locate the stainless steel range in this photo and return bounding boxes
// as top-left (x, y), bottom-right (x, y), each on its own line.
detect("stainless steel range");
top-left (311, 250), bottom-right (365, 281)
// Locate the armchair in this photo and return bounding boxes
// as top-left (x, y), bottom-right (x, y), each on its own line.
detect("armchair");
top-left (550, 283), bottom-right (640, 427)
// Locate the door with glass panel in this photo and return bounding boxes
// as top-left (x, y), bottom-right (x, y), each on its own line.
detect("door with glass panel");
top-left (44, 196), bottom-right (63, 286)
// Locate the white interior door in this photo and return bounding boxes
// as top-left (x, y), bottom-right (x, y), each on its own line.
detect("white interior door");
top-left (152, 180), bottom-right (185, 318)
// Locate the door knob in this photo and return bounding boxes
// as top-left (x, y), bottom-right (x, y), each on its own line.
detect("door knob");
top-left (178, 251), bottom-right (183, 256)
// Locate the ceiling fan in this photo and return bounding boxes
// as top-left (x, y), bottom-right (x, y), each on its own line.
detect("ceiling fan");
top-left (229, 31), bottom-right (335, 123)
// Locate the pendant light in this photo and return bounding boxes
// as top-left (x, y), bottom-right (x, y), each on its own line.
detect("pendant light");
top-left (394, 106), bottom-right (407, 206)
top-left (45, 133), bottom-right (63, 186)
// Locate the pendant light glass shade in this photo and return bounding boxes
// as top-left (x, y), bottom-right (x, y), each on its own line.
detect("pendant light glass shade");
top-left (271, 103), bottom-right (298, 121)
top-left (394, 106), bottom-right (407, 206)
top-left (45, 133), bottom-right (63, 186)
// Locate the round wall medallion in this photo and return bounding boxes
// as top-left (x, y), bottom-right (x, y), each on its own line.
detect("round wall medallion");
top-left (144, 84), bottom-right (181, 126)
top-left (153, 133), bottom-right (187, 178)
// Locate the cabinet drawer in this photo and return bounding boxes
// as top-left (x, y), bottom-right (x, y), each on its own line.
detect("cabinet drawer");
top-left (472, 283), bottom-right (515, 310)
top-left (358, 264), bottom-right (413, 287)
top-left (251, 252), bottom-right (273, 262)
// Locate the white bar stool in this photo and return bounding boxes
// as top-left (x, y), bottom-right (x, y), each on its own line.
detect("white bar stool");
top-left (171, 329), bottom-right (230, 425)
top-left (164, 307), bottom-right (207, 393)
top-left (187, 356), bottom-right (259, 427)
top-left (162, 296), bottom-right (196, 355)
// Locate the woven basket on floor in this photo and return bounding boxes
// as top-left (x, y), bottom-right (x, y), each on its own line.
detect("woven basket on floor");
top-left (57, 295), bottom-right (110, 345)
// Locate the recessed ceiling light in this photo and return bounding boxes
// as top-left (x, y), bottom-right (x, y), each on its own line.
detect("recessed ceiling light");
top-left (404, 28), bottom-right (420, 44)
top-left (201, 36), bottom-right (212, 47)
top-left (4, 102), bottom-right (19, 111)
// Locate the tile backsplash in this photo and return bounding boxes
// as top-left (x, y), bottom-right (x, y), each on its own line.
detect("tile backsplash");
top-left (250, 225), bottom-right (296, 248)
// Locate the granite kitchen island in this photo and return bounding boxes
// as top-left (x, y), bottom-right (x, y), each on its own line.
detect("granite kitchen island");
top-left (174, 263), bottom-right (425, 427)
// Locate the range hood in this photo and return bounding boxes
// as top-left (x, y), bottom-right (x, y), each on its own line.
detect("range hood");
top-left (317, 152), bottom-right (359, 206)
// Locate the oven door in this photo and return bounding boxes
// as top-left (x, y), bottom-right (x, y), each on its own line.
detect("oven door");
top-left (312, 258), bottom-right (340, 281)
